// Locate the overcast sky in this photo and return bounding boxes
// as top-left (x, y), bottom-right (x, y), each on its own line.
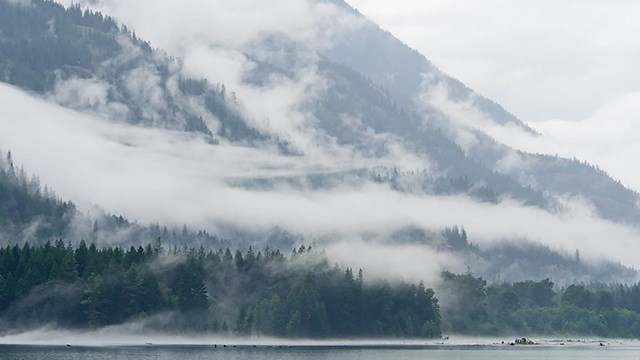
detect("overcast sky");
top-left (347, 0), bottom-right (640, 190)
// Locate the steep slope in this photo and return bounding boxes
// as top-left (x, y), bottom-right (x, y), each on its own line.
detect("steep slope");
top-left (240, 37), bottom-right (548, 206)
top-left (319, 0), bottom-right (640, 225)
top-left (0, 0), bottom-right (269, 144)
top-left (222, 1), bottom-right (640, 224)
top-left (323, 1), bottom-right (534, 132)
top-left (312, 59), bottom-right (547, 206)
top-left (0, 0), bottom-right (548, 208)
top-left (0, 152), bottom-right (76, 241)
top-left (5, 0), bottom-right (636, 226)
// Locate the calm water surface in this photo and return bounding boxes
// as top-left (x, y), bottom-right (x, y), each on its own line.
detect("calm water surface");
top-left (2, 344), bottom-right (640, 360)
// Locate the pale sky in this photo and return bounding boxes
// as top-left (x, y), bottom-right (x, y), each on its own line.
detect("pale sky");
top-left (347, 0), bottom-right (640, 191)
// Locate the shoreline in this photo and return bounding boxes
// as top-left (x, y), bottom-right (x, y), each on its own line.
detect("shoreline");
top-left (0, 337), bottom-right (635, 350)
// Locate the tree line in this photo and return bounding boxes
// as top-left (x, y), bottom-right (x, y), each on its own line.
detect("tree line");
top-left (441, 271), bottom-right (640, 337)
top-left (0, 241), bottom-right (441, 338)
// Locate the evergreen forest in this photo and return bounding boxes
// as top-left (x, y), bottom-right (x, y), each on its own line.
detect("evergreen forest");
top-left (0, 241), bottom-right (441, 338)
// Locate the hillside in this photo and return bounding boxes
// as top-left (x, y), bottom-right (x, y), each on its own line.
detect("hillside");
top-left (0, 0), bottom-right (271, 144)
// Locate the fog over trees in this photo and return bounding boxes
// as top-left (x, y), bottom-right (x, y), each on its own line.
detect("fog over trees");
top-left (1, 0), bottom-right (640, 340)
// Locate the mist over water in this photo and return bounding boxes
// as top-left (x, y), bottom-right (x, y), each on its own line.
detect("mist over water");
top-left (1, 335), bottom-right (639, 360)
top-left (1, 326), bottom-right (638, 348)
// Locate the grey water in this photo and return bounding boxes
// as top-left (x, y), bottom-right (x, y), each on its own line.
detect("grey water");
top-left (1, 345), bottom-right (640, 360)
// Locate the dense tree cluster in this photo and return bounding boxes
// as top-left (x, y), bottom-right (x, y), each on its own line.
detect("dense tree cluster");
top-left (441, 271), bottom-right (640, 337)
top-left (0, 241), bottom-right (441, 338)
top-left (232, 246), bottom-right (440, 338)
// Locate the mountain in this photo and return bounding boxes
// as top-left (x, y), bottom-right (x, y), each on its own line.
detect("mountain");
top-left (0, 0), bottom-right (639, 285)
top-left (3, 0), bottom-right (637, 224)
top-left (323, 1), bottom-right (640, 225)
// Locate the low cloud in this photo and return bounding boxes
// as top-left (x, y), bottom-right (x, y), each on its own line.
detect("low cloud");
top-left (54, 0), bottom-right (375, 159)
top-left (325, 239), bottom-right (462, 285)
top-left (2, 83), bottom-right (640, 277)
top-left (61, 0), bottom-right (365, 55)
top-left (48, 76), bottom-right (130, 121)
top-left (0, 324), bottom-right (449, 346)
top-left (529, 93), bottom-right (640, 191)
top-left (416, 75), bottom-right (640, 196)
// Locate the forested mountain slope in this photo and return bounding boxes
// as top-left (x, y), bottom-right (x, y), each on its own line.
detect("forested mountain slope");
top-left (0, 0), bottom-right (269, 143)
top-left (319, 0), bottom-right (640, 225)
top-left (3, 0), bottom-right (638, 226)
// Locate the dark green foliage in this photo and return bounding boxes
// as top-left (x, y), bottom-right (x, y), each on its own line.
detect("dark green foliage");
top-left (562, 285), bottom-right (593, 309)
top-left (512, 279), bottom-right (555, 308)
top-left (513, 306), bottom-right (640, 337)
top-left (441, 226), bottom-right (471, 250)
top-left (440, 271), bottom-right (640, 337)
top-left (0, 242), bottom-right (441, 338)
top-left (441, 271), bottom-right (493, 334)
top-left (215, 247), bottom-right (441, 338)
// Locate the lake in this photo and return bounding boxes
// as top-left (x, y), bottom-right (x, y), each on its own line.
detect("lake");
top-left (1, 343), bottom-right (640, 360)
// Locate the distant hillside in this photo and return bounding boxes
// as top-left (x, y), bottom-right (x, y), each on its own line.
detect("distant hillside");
top-left (0, 151), bottom-right (76, 241)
